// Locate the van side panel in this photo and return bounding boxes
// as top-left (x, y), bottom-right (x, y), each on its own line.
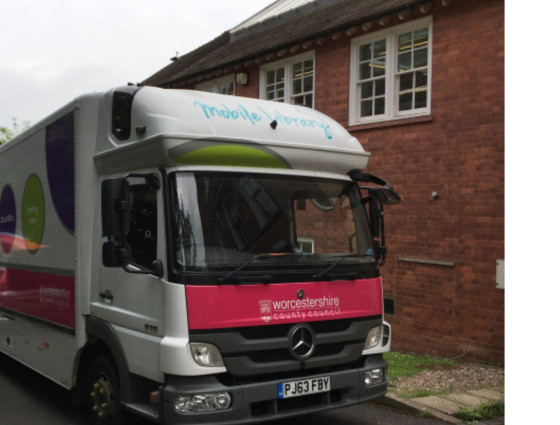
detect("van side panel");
top-left (0, 109), bottom-right (78, 388)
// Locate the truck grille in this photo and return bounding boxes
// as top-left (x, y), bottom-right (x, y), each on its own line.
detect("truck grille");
top-left (190, 316), bottom-right (381, 378)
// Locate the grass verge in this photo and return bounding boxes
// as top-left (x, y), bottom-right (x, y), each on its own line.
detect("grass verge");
top-left (455, 401), bottom-right (504, 423)
top-left (399, 387), bottom-right (453, 399)
top-left (384, 351), bottom-right (460, 380)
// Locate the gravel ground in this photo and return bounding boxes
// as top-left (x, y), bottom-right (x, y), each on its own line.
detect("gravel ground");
top-left (389, 365), bottom-right (505, 396)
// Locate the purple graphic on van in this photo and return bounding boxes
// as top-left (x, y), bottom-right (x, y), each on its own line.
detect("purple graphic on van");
top-left (45, 112), bottom-right (75, 233)
top-left (0, 185), bottom-right (16, 254)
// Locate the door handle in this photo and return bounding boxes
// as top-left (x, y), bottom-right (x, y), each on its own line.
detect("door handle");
top-left (99, 290), bottom-right (114, 304)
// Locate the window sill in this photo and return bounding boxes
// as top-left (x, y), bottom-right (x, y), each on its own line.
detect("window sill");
top-left (348, 115), bottom-right (433, 132)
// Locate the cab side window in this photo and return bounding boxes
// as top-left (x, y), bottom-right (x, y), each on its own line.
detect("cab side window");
top-left (126, 184), bottom-right (157, 268)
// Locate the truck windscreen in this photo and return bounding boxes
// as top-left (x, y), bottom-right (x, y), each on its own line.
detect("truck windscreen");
top-left (169, 172), bottom-right (376, 282)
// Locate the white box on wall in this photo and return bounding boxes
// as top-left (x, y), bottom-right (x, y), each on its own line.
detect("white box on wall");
top-left (496, 259), bottom-right (505, 289)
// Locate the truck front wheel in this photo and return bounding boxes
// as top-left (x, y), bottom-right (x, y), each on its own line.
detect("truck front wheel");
top-left (85, 356), bottom-right (123, 425)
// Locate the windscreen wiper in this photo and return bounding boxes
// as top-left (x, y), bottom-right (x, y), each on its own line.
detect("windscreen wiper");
top-left (313, 254), bottom-right (364, 282)
top-left (217, 253), bottom-right (302, 284)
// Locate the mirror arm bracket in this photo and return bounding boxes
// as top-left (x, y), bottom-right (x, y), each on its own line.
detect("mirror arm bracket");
top-left (349, 171), bottom-right (393, 190)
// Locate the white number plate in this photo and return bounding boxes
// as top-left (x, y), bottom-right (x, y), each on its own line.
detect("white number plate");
top-left (277, 376), bottom-right (330, 399)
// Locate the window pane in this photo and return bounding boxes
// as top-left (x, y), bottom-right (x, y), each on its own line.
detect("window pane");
top-left (303, 76), bottom-right (313, 92)
top-left (266, 70), bottom-right (275, 85)
top-left (361, 81), bottom-right (373, 99)
top-left (398, 52), bottom-right (411, 72)
top-left (278, 68), bottom-right (285, 81)
top-left (414, 27), bottom-right (429, 47)
top-left (360, 62), bottom-right (371, 80)
top-left (373, 57), bottom-right (386, 77)
top-left (414, 48), bottom-right (428, 68)
top-left (293, 78), bottom-right (302, 94)
top-left (360, 43), bottom-right (372, 61)
top-left (373, 40), bottom-right (386, 58)
top-left (399, 92), bottom-right (413, 111)
top-left (293, 62), bottom-right (302, 78)
top-left (399, 32), bottom-right (412, 52)
top-left (219, 81), bottom-right (234, 95)
top-left (361, 100), bottom-right (373, 117)
top-left (415, 90), bottom-right (427, 108)
top-left (304, 60), bottom-right (314, 74)
top-left (375, 78), bottom-right (385, 96)
top-left (127, 185), bottom-right (158, 268)
top-left (400, 72), bottom-right (413, 92)
top-left (374, 97), bottom-right (385, 115)
top-left (304, 94), bottom-right (313, 107)
top-left (416, 70), bottom-right (428, 88)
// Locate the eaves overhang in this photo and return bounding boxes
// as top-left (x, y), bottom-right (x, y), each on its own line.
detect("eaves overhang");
top-left (144, 0), bottom-right (453, 88)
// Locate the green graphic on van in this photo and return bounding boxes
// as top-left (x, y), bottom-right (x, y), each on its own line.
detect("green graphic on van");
top-left (171, 143), bottom-right (291, 169)
top-left (22, 174), bottom-right (45, 253)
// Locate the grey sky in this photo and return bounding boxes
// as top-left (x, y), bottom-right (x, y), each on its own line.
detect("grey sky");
top-left (0, 0), bottom-right (272, 126)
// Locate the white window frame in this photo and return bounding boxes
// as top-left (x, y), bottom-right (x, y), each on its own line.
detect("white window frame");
top-left (195, 75), bottom-right (235, 95)
top-left (259, 51), bottom-right (315, 108)
top-left (349, 17), bottom-right (432, 126)
top-left (297, 236), bottom-right (315, 254)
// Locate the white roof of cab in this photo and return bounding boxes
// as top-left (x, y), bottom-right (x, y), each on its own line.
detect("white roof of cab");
top-left (95, 87), bottom-right (369, 175)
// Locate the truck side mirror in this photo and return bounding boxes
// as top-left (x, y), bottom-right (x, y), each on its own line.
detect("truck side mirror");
top-left (102, 178), bottom-right (130, 239)
top-left (361, 187), bottom-right (400, 266)
top-left (350, 172), bottom-right (401, 266)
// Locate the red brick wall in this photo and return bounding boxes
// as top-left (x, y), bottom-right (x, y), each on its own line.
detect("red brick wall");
top-left (320, 0), bottom-right (503, 363)
top-left (344, 0), bottom-right (504, 363)
top-left (175, 0), bottom-right (504, 363)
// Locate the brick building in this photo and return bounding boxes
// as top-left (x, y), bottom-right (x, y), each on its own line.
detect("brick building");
top-left (144, 0), bottom-right (504, 363)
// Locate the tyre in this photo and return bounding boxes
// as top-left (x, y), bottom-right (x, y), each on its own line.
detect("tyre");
top-left (85, 356), bottom-right (123, 425)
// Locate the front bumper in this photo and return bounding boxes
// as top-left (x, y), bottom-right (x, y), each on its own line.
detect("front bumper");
top-left (161, 355), bottom-right (387, 425)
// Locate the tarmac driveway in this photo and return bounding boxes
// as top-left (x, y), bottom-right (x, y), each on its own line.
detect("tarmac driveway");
top-left (0, 352), bottom-right (447, 425)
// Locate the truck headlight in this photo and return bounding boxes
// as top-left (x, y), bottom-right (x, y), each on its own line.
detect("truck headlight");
top-left (175, 392), bottom-right (232, 414)
top-left (364, 326), bottom-right (382, 350)
top-left (190, 343), bottom-right (224, 367)
top-left (364, 368), bottom-right (385, 386)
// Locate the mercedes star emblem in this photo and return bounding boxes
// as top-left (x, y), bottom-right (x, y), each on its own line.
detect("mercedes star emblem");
top-left (288, 324), bottom-right (315, 360)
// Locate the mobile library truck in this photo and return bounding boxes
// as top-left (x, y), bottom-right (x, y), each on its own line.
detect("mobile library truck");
top-left (0, 86), bottom-right (399, 424)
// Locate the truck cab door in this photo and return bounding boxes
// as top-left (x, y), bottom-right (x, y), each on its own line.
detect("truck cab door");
top-left (92, 171), bottom-right (165, 382)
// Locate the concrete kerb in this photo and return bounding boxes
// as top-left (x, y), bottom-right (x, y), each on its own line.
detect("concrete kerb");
top-left (376, 386), bottom-right (505, 424)
top-left (377, 394), bottom-right (463, 423)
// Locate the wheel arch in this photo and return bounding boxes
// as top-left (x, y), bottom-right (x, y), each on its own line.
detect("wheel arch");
top-left (75, 316), bottom-right (132, 403)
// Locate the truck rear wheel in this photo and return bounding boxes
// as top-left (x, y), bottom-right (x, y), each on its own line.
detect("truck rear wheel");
top-left (85, 356), bottom-right (123, 425)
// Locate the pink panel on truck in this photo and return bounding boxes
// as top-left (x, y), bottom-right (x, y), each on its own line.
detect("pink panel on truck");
top-left (185, 278), bottom-right (382, 330)
top-left (0, 267), bottom-right (75, 329)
